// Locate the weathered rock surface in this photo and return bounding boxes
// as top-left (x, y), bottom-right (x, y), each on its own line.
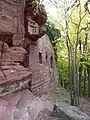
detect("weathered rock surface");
top-left (36, 108), bottom-right (61, 120)
top-left (0, 42), bottom-right (27, 62)
top-left (0, 41), bottom-right (31, 96)
top-left (0, 89), bottom-right (52, 120)
top-left (0, 89), bottom-right (89, 120)
top-left (51, 104), bottom-right (90, 120)
top-left (10, 47), bottom-right (27, 62)
top-left (0, 0), bottom-right (56, 98)
top-left (25, 1), bottom-right (47, 26)
top-left (0, 62), bottom-right (32, 96)
top-left (0, 41), bottom-right (11, 61)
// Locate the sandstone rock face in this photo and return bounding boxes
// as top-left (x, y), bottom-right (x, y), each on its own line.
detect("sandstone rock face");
top-left (25, 1), bottom-right (47, 26)
top-left (35, 4), bottom-right (47, 26)
top-left (10, 47), bottom-right (27, 62)
top-left (0, 90), bottom-right (89, 120)
top-left (0, 42), bottom-right (27, 62)
top-left (0, 0), bottom-right (57, 98)
top-left (0, 41), bottom-right (9, 52)
top-left (0, 62), bottom-right (32, 96)
top-left (0, 0), bottom-right (17, 34)
top-left (0, 41), bottom-right (31, 96)
top-left (29, 34), bottom-right (58, 96)
top-left (0, 89), bottom-right (52, 120)
top-left (0, 41), bottom-right (11, 61)
top-left (0, 0), bottom-right (25, 46)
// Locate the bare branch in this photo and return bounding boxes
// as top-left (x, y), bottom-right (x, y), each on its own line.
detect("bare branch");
top-left (66, 0), bottom-right (80, 12)
top-left (69, 17), bottom-right (78, 26)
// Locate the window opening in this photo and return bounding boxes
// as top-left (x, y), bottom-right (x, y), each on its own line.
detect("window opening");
top-left (50, 56), bottom-right (53, 68)
top-left (46, 54), bottom-right (48, 63)
top-left (39, 52), bottom-right (42, 63)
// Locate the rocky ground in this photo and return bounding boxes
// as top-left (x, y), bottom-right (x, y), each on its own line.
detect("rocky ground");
top-left (41, 86), bottom-right (71, 104)
top-left (80, 97), bottom-right (90, 116)
top-left (41, 86), bottom-right (90, 117)
top-left (0, 86), bottom-right (90, 120)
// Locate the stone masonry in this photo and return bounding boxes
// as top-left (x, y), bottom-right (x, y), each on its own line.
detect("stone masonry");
top-left (29, 34), bottom-right (57, 96)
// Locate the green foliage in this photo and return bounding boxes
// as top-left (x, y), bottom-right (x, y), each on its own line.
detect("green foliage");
top-left (45, 21), bottom-right (61, 43)
top-left (44, 0), bottom-right (90, 97)
top-left (45, 21), bottom-right (61, 62)
top-left (26, 0), bottom-right (45, 15)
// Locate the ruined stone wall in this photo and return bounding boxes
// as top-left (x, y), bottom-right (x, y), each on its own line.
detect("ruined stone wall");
top-left (29, 34), bottom-right (57, 97)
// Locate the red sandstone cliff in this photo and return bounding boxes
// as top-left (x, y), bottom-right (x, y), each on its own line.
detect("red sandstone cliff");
top-left (0, 0), bottom-right (57, 97)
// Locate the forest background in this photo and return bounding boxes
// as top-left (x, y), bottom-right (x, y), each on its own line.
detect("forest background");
top-left (42, 0), bottom-right (90, 106)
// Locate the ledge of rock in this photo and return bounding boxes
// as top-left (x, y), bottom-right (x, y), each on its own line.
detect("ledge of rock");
top-left (0, 42), bottom-right (27, 62)
top-left (25, 1), bottom-right (47, 26)
top-left (36, 108), bottom-right (61, 120)
top-left (0, 62), bottom-right (32, 96)
top-left (51, 103), bottom-right (90, 120)
top-left (10, 46), bottom-right (27, 62)
top-left (0, 41), bottom-right (31, 96)
top-left (0, 89), bottom-right (89, 120)
top-left (0, 89), bottom-right (52, 120)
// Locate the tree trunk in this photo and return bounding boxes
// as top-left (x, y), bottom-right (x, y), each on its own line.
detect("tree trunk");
top-left (83, 68), bottom-right (86, 96)
top-left (75, 52), bottom-right (80, 106)
top-left (79, 40), bottom-right (82, 97)
top-left (87, 66), bottom-right (90, 97)
top-left (79, 61), bottom-right (82, 97)
top-left (83, 32), bottom-right (88, 96)
top-left (71, 50), bottom-right (79, 106)
top-left (68, 48), bottom-right (73, 105)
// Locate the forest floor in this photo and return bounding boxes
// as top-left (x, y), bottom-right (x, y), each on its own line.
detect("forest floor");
top-left (41, 86), bottom-right (90, 117)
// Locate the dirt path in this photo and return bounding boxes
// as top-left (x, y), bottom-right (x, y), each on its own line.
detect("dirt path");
top-left (80, 97), bottom-right (90, 116)
top-left (41, 86), bottom-right (90, 117)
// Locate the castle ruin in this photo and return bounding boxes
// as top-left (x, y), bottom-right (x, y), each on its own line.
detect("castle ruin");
top-left (0, 0), bottom-right (57, 97)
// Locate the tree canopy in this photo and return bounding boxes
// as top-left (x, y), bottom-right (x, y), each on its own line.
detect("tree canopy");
top-left (44, 0), bottom-right (90, 106)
